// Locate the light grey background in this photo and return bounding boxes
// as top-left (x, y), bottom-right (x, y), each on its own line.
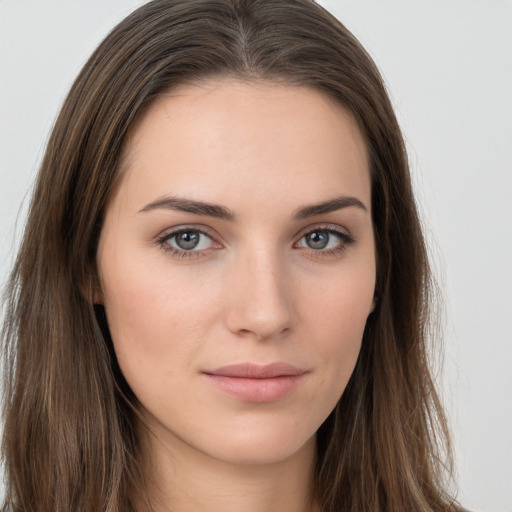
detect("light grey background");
top-left (1, 1), bottom-right (511, 511)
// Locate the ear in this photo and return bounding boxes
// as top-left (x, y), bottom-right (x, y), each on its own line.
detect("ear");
top-left (80, 274), bottom-right (104, 305)
top-left (369, 294), bottom-right (377, 314)
top-left (93, 285), bottom-right (104, 305)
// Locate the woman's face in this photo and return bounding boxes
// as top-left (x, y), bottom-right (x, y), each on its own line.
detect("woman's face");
top-left (97, 79), bottom-right (375, 466)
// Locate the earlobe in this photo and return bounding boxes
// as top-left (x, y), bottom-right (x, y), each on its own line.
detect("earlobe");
top-left (93, 289), bottom-right (104, 306)
top-left (80, 275), bottom-right (104, 305)
top-left (92, 277), bottom-right (105, 305)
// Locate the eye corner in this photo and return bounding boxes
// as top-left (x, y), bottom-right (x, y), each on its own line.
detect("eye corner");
top-left (155, 225), bottom-right (223, 260)
top-left (294, 225), bottom-right (356, 257)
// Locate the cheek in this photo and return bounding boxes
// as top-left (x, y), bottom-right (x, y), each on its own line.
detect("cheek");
top-left (305, 258), bottom-right (374, 334)
top-left (301, 262), bottom-right (374, 395)
top-left (98, 248), bottom-right (230, 394)
top-left (99, 271), bottom-right (204, 423)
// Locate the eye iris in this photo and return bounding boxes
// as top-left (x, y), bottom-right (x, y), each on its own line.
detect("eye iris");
top-left (306, 231), bottom-right (329, 250)
top-left (176, 231), bottom-right (200, 250)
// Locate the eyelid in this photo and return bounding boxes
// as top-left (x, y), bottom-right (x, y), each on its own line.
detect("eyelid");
top-left (156, 224), bottom-right (221, 244)
top-left (155, 224), bottom-right (224, 258)
top-left (292, 223), bottom-right (356, 257)
top-left (294, 222), bottom-right (353, 241)
top-left (155, 222), bottom-right (355, 260)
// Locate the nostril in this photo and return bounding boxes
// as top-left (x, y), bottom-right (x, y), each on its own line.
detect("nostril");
top-left (236, 326), bottom-right (291, 342)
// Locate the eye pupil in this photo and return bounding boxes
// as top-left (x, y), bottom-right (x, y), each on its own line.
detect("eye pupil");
top-left (306, 231), bottom-right (329, 249)
top-left (176, 231), bottom-right (200, 250)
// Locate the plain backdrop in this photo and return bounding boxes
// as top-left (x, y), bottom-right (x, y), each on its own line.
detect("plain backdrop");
top-left (0, 1), bottom-right (511, 511)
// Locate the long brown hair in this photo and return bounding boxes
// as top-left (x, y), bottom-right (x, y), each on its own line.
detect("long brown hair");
top-left (1, 1), bottom-right (462, 511)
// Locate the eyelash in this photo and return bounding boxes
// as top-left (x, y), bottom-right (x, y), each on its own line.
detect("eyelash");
top-left (156, 227), bottom-right (219, 260)
top-left (296, 225), bottom-right (355, 259)
top-left (156, 224), bottom-right (355, 260)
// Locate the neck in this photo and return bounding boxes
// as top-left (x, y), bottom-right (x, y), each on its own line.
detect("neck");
top-left (137, 424), bottom-right (319, 512)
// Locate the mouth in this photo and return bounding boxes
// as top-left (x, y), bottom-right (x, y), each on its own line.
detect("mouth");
top-left (202, 363), bottom-right (307, 403)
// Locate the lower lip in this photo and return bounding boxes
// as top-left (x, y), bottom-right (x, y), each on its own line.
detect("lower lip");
top-left (203, 374), bottom-right (304, 403)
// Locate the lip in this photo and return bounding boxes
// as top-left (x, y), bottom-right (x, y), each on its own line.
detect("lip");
top-left (202, 363), bottom-right (307, 403)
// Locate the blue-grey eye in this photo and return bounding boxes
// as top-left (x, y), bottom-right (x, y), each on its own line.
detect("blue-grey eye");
top-left (297, 229), bottom-right (344, 250)
top-left (167, 230), bottom-right (213, 251)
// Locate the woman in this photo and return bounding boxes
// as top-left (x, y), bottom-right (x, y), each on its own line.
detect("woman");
top-left (1, 0), bottom-right (465, 511)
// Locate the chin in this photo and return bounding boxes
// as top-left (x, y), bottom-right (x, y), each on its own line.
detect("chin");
top-left (196, 421), bottom-right (318, 466)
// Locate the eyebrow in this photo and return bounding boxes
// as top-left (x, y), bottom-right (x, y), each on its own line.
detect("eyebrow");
top-left (139, 195), bottom-right (367, 220)
top-left (293, 196), bottom-right (367, 219)
top-left (139, 196), bottom-right (237, 220)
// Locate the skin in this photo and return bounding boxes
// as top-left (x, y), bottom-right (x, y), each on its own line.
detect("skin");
top-left (97, 79), bottom-right (376, 512)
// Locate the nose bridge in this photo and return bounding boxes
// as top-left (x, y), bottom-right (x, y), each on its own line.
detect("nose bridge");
top-left (225, 242), bottom-right (294, 340)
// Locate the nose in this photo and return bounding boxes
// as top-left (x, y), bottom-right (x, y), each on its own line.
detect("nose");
top-left (224, 248), bottom-right (295, 341)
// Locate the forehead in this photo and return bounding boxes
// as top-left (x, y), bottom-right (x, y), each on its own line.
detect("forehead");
top-left (115, 79), bottom-right (370, 214)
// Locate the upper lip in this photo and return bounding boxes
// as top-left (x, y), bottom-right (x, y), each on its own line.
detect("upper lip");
top-left (203, 362), bottom-right (307, 379)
